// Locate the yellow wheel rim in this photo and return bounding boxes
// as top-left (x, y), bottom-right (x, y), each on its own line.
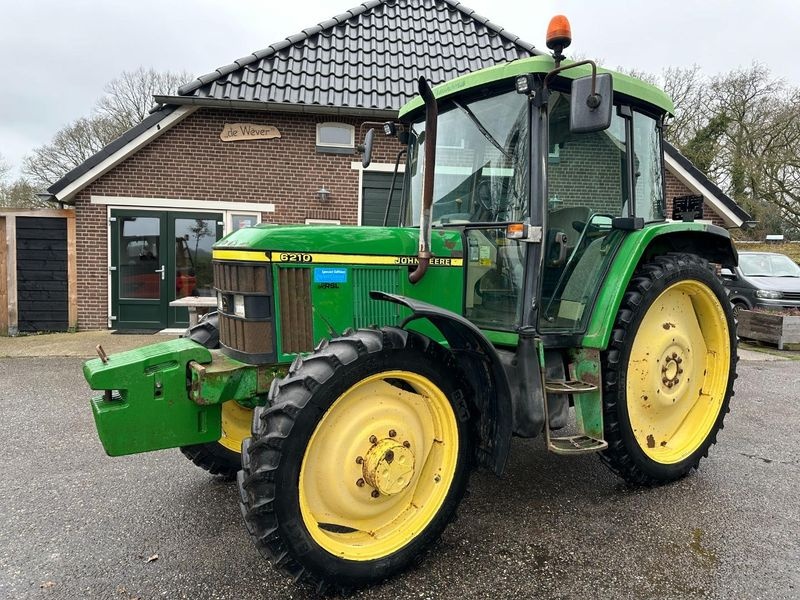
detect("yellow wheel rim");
top-left (218, 401), bottom-right (253, 453)
top-left (298, 370), bottom-right (459, 561)
top-left (627, 280), bottom-right (730, 464)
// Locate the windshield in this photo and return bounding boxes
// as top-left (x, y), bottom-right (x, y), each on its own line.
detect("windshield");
top-left (739, 254), bottom-right (800, 277)
top-left (405, 89), bottom-right (529, 225)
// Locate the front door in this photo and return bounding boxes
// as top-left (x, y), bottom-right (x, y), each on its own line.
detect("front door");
top-left (111, 210), bottom-right (223, 330)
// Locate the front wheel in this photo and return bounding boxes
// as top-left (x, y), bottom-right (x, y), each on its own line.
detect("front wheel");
top-left (238, 327), bottom-right (473, 592)
top-left (180, 400), bottom-right (252, 479)
top-left (600, 253), bottom-right (736, 485)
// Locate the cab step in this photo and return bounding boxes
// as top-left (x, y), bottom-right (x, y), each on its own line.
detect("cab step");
top-left (544, 379), bottom-right (598, 394)
top-left (538, 343), bottom-right (607, 456)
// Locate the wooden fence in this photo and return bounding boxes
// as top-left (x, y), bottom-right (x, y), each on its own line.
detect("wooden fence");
top-left (1, 209), bottom-right (77, 336)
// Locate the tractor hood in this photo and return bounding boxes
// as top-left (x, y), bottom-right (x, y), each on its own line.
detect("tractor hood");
top-left (214, 225), bottom-right (464, 259)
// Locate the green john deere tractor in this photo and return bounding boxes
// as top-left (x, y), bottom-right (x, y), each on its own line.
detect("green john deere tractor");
top-left (84, 17), bottom-right (737, 593)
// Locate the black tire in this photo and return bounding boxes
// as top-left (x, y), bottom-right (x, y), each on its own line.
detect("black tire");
top-left (179, 311), bottom-right (244, 480)
top-left (731, 300), bottom-right (747, 319)
top-left (180, 440), bottom-right (240, 480)
top-left (600, 253), bottom-right (737, 485)
top-left (238, 327), bottom-right (473, 592)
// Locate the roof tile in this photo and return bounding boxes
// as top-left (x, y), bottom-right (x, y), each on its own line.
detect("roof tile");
top-left (177, 0), bottom-right (540, 110)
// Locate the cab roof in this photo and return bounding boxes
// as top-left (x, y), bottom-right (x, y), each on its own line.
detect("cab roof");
top-left (398, 55), bottom-right (674, 119)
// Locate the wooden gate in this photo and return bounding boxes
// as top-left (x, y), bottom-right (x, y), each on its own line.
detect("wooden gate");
top-left (0, 209), bottom-right (77, 336)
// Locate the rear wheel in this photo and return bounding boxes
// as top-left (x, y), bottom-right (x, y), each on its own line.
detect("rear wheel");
top-left (238, 327), bottom-right (472, 592)
top-left (601, 253), bottom-right (736, 485)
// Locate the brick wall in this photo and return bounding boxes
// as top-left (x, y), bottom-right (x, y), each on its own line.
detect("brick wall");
top-left (665, 170), bottom-right (725, 227)
top-left (74, 108), bottom-right (403, 329)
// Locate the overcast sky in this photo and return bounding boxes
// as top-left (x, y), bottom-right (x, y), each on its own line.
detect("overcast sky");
top-left (2, 0), bottom-right (798, 177)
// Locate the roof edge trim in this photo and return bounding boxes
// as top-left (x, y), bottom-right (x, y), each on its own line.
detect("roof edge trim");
top-left (153, 96), bottom-right (399, 118)
top-left (51, 106), bottom-right (198, 203)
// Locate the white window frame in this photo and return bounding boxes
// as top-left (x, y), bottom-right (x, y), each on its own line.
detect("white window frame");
top-left (316, 122), bottom-right (355, 149)
top-left (226, 211), bottom-right (262, 233)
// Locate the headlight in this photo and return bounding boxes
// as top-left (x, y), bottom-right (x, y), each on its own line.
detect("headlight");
top-left (755, 290), bottom-right (783, 299)
top-left (234, 294), bottom-right (246, 317)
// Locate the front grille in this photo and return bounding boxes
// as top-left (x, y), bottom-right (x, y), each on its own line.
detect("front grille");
top-left (278, 267), bottom-right (313, 354)
top-left (218, 316), bottom-right (274, 355)
top-left (783, 291), bottom-right (800, 301)
top-left (213, 261), bottom-right (276, 364)
top-left (352, 268), bottom-right (402, 328)
top-left (214, 262), bottom-right (269, 293)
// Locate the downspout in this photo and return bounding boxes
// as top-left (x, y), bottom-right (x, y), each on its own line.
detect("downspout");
top-left (408, 77), bottom-right (437, 284)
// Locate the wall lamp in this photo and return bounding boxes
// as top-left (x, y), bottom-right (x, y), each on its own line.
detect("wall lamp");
top-left (316, 186), bottom-right (331, 203)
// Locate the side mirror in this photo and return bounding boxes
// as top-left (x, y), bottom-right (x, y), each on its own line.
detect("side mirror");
top-left (720, 268), bottom-right (737, 280)
top-left (570, 73), bottom-right (613, 133)
top-left (361, 128), bottom-right (375, 168)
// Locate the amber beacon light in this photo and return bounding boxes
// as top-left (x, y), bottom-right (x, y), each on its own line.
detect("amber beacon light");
top-left (546, 15), bottom-right (572, 67)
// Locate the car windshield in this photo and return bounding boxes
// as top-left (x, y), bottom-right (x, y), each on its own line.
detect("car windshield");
top-left (405, 89), bottom-right (529, 225)
top-left (739, 254), bottom-right (800, 277)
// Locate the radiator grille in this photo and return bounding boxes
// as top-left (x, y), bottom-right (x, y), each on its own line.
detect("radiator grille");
top-left (213, 261), bottom-right (275, 363)
top-left (352, 268), bottom-right (402, 328)
top-left (218, 315), bottom-right (274, 355)
top-left (213, 262), bottom-right (269, 293)
top-left (783, 292), bottom-right (800, 301)
top-left (278, 267), bottom-right (313, 353)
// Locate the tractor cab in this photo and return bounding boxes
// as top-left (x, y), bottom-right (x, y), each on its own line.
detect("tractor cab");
top-left (395, 51), bottom-right (673, 342)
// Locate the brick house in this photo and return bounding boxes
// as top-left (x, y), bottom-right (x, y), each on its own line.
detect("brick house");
top-left (43, 0), bottom-right (750, 331)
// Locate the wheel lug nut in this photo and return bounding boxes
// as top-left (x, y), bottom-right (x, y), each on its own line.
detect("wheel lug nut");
top-left (389, 429), bottom-right (396, 438)
top-left (677, 368), bottom-right (683, 375)
top-left (662, 377), bottom-right (669, 384)
top-left (403, 441), bottom-right (411, 448)
top-left (369, 435), bottom-right (377, 444)
top-left (355, 456), bottom-right (363, 464)
top-left (371, 490), bottom-right (380, 498)
top-left (672, 352), bottom-right (678, 359)
top-left (674, 378), bottom-right (680, 385)
top-left (356, 478), bottom-right (365, 487)
top-left (667, 381), bottom-right (674, 388)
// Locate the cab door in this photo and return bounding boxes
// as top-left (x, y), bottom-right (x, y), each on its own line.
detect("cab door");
top-left (538, 93), bottom-right (631, 333)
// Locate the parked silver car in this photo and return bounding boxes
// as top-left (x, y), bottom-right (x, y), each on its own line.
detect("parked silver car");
top-left (721, 251), bottom-right (800, 316)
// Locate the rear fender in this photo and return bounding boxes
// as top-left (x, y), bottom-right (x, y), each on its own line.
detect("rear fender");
top-left (583, 223), bottom-right (737, 349)
top-left (371, 291), bottom-right (513, 475)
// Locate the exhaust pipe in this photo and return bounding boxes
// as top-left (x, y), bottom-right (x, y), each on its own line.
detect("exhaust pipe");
top-left (409, 77), bottom-right (437, 284)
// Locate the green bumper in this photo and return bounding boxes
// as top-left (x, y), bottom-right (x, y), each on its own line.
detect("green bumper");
top-left (84, 339), bottom-right (220, 456)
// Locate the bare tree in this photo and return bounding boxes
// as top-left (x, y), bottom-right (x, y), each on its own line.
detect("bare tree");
top-left (23, 67), bottom-right (191, 191)
top-left (0, 178), bottom-right (53, 208)
top-left (0, 153), bottom-right (9, 181)
top-left (23, 116), bottom-right (120, 191)
top-left (95, 67), bottom-right (191, 131)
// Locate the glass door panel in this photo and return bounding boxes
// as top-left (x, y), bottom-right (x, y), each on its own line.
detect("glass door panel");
top-left (119, 216), bottom-right (162, 299)
top-left (167, 213), bottom-right (223, 328)
top-left (112, 211), bottom-right (167, 330)
top-left (173, 217), bottom-right (218, 300)
top-left (464, 227), bottom-right (524, 331)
